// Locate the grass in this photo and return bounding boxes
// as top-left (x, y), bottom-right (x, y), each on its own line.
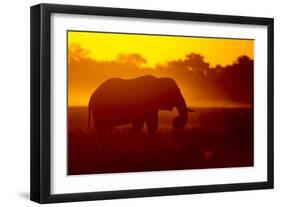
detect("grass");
top-left (68, 107), bottom-right (253, 175)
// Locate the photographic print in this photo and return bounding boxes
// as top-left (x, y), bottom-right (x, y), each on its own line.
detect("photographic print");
top-left (31, 4), bottom-right (273, 203)
top-left (67, 31), bottom-right (254, 175)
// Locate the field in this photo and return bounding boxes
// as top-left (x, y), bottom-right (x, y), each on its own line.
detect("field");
top-left (68, 107), bottom-right (253, 175)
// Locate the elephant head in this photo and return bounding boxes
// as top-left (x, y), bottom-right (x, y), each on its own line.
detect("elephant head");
top-left (156, 77), bottom-right (193, 129)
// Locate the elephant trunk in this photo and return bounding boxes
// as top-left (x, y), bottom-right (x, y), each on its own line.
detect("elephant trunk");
top-left (173, 94), bottom-right (188, 129)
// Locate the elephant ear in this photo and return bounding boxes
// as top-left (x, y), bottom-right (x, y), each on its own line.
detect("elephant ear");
top-left (173, 116), bottom-right (187, 129)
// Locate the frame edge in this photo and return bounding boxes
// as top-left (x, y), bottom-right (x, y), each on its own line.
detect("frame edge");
top-left (30, 4), bottom-right (42, 203)
top-left (30, 3), bottom-right (275, 203)
top-left (267, 18), bottom-right (274, 189)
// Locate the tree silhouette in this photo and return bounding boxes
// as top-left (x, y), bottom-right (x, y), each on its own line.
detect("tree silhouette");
top-left (184, 53), bottom-right (210, 72)
top-left (68, 43), bottom-right (90, 64)
top-left (68, 44), bottom-right (253, 107)
top-left (117, 53), bottom-right (147, 67)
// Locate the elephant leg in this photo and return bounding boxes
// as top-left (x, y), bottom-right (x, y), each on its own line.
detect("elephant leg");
top-left (131, 120), bottom-right (144, 134)
top-left (94, 122), bottom-right (108, 138)
top-left (146, 111), bottom-right (158, 136)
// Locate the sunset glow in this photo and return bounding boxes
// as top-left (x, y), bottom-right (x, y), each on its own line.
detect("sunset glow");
top-left (68, 31), bottom-right (254, 107)
top-left (67, 31), bottom-right (254, 175)
top-left (68, 31), bottom-right (253, 67)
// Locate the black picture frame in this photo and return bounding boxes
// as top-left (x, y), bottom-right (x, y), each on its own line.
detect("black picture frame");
top-left (30, 3), bottom-right (274, 204)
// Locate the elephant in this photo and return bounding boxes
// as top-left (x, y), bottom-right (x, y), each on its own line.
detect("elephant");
top-left (88, 75), bottom-right (193, 135)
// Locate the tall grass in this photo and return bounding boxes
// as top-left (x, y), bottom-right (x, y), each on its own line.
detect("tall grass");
top-left (68, 107), bottom-right (253, 175)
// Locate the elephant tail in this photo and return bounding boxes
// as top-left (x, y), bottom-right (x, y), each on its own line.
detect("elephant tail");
top-left (88, 96), bottom-right (93, 130)
top-left (88, 105), bottom-right (91, 130)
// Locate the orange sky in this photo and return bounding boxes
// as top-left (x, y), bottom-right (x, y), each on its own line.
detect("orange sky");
top-left (68, 31), bottom-right (254, 107)
top-left (68, 31), bottom-right (254, 67)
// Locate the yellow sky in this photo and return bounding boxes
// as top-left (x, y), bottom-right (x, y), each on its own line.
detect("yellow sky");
top-left (68, 31), bottom-right (254, 67)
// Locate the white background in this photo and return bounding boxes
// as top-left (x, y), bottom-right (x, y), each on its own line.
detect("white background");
top-left (0, 0), bottom-right (279, 206)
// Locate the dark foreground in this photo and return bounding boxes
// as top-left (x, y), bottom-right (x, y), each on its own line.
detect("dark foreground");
top-left (68, 107), bottom-right (253, 175)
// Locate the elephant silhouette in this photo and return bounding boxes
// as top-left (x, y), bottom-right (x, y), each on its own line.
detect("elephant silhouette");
top-left (88, 75), bottom-right (193, 135)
